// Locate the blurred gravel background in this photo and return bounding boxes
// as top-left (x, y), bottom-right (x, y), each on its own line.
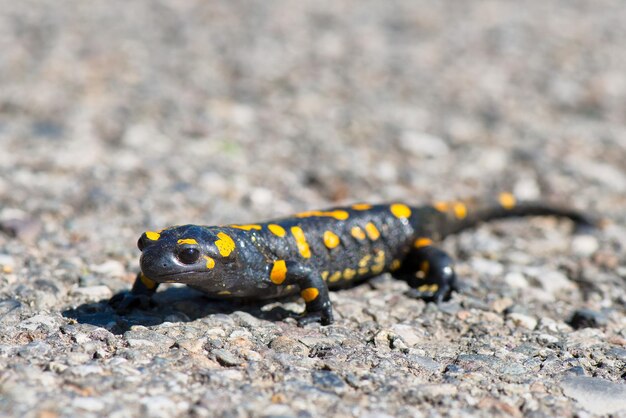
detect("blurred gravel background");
top-left (1, 1), bottom-right (625, 417)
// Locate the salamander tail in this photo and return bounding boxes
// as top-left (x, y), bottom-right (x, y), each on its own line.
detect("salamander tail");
top-left (434, 193), bottom-right (598, 237)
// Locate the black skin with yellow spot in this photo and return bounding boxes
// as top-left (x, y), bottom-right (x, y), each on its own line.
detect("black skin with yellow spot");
top-left (111, 196), bottom-right (596, 325)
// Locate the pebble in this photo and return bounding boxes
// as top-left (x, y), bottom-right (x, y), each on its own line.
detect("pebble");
top-left (18, 314), bottom-right (60, 331)
top-left (269, 336), bottom-right (310, 356)
top-left (0, 217), bottom-right (41, 242)
top-left (400, 131), bottom-right (450, 157)
top-left (72, 397), bottom-right (105, 412)
top-left (537, 334), bottom-right (559, 345)
top-left (507, 313), bottom-right (538, 330)
top-left (389, 324), bottom-right (425, 347)
top-left (18, 341), bottom-right (52, 358)
top-left (141, 396), bottom-right (179, 418)
top-left (0, 254), bottom-right (16, 272)
top-left (213, 349), bottom-right (243, 367)
top-left (560, 376), bottom-right (626, 415)
top-left (311, 370), bottom-right (347, 393)
top-left (568, 308), bottom-right (608, 329)
top-left (71, 285), bottom-right (113, 300)
top-left (90, 260), bottom-right (126, 278)
top-left (504, 272), bottom-right (529, 289)
top-left (570, 235), bottom-right (599, 256)
top-left (175, 338), bottom-right (205, 354)
top-left (526, 269), bottom-right (575, 295)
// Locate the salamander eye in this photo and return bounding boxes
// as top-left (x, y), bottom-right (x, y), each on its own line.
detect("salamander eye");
top-left (177, 247), bottom-right (201, 264)
top-left (137, 236), bottom-right (146, 251)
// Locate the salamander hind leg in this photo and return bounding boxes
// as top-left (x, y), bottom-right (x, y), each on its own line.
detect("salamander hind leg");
top-left (273, 261), bottom-right (333, 326)
top-left (394, 245), bottom-right (458, 304)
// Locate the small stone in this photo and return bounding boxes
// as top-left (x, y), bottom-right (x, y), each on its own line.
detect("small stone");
top-left (72, 397), bottom-right (105, 412)
top-left (18, 341), bottom-right (52, 358)
top-left (0, 254), bottom-right (15, 273)
top-left (408, 355), bottom-right (441, 373)
top-left (90, 260), bottom-right (126, 278)
top-left (400, 131), bottom-right (449, 157)
top-left (18, 314), bottom-right (60, 331)
top-left (537, 333), bottom-right (559, 344)
top-left (141, 396), bottom-right (178, 418)
top-left (529, 269), bottom-right (575, 294)
top-left (176, 339), bottom-right (205, 354)
top-left (507, 313), bottom-right (538, 330)
top-left (571, 235), bottom-right (599, 256)
top-left (568, 309), bottom-right (608, 329)
top-left (71, 285), bottom-right (113, 300)
top-left (269, 336), bottom-right (309, 356)
top-left (564, 366), bottom-right (587, 376)
top-left (311, 370), bottom-right (346, 393)
top-left (213, 349), bottom-right (243, 367)
top-left (67, 364), bottom-right (105, 377)
top-left (504, 272), bottom-right (529, 289)
top-left (417, 383), bottom-right (458, 398)
top-left (561, 376), bottom-right (626, 414)
top-left (389, 324), bottom-right (424, 347)
top-left (606, 347), bottom-right (626, 361)
top-left (0, 217), bottom-right (41, 242)
top-left (490, 297), bottom-right (514, 313)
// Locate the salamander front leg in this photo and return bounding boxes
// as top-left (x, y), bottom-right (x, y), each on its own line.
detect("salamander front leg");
top-left (282, 262), bottom-right (333, 326)
top-left (109, 272), bottom-right (159, 312)
top-left (394, 246), bottom-right (458, 303)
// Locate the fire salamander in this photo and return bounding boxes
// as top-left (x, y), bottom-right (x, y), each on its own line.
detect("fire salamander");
top-left (111, 193), bottom-right (594, 325)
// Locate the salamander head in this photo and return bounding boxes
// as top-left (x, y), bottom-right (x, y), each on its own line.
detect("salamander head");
top-left (137, 225), bottom-right (241, 289)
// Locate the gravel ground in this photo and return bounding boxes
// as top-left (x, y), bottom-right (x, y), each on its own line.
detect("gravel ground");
top-left (1, 1), bottom-right (626, 417)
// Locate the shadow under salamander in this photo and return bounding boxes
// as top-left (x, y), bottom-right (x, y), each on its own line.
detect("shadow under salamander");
top-left (62, 286), bottom-right (295, 335)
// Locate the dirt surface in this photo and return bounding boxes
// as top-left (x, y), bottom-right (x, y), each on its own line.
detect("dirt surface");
top-left (1, 1), bottom-right (625, 417)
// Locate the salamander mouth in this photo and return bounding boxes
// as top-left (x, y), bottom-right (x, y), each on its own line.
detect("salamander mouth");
top-left (150, 270), bottom-right (206, 283)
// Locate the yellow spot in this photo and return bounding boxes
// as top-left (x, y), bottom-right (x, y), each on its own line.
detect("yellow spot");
top-left (230, 224), bottom-right (262, 231)
top-left (145, 231), bottom-right (160, 241)
top-left (351, 226), bottom-right (366, 240)
top-left (358, 267), bottom-right (369, 275)
top-left (301, 287), bottom-right (320, 302)
top-left (329, 271), bottom-right (342, 282)
top-left (323, 230), bottom-right (340, 249)
top-left (139, 273), bottom-right (157, 290)
top-left (352, 203), bottom-right (372, 211)
top-left (321, 271), bottom-right (329, 281)
top-left (414, 237), bottom-right (433, 248)
top-left (215, 232), bottom-right (236, 257)
top-left (270, 260), bottom-right (287, 284)
top-left (295, 210), bottom-right (349, 220)
top-left (290, 226), bottom-right (311, 258)
top-left (390, 203), bottom-right (412, 219)
top-left (177, 238), bottom-right (198, 245)
top-left (203, 256), bottom-right (215, 269)
top-left (417, 284), bottom-right (439, 293)
top-left (499, 192), bottom-right (517, 210)
top-left (358, 255), bottom-right (371, 267)
top-left (371, 264), bottom-right (384, 274)
top-left (390, 259), bottom-right (401, 271)
top-left (420, 260), bottom-right (430, 275)
top-left (218, 290), bottom-right (231, 296)
top-left (343, 268), bottom-right (356, 280)
top-left (371, 250), bottom-right (385, 274)
top-left (453, 202), bottom-right (467, 219)
top-left (365, 222), bottom-right (380, 240)
top-left (433, 201), bottom-right (449, 212)
top-left (268, 224), bottom-right (286, 237)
